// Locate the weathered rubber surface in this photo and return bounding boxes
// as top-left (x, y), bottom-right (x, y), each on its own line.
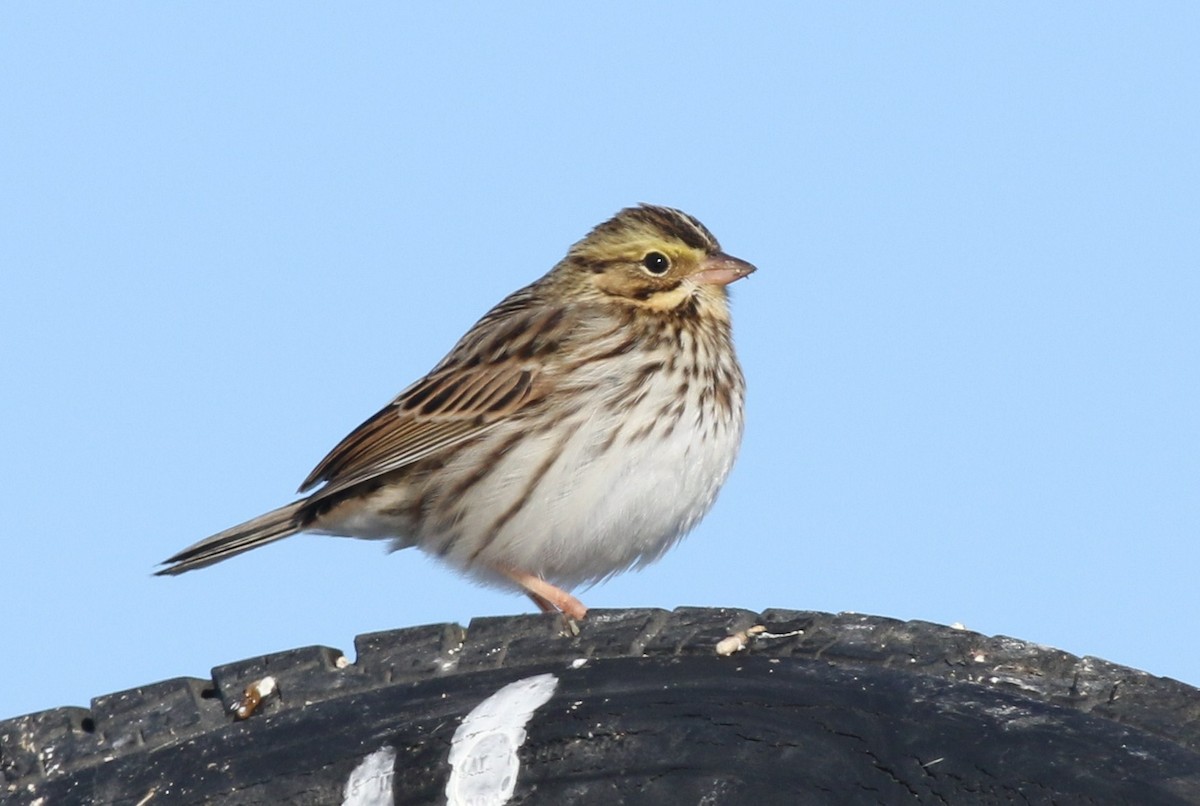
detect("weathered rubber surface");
top-left (3, 608), bottom-right (1199, 805)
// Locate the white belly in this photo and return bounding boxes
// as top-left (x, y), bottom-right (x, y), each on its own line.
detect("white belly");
top-left (447, 387), bottom-right (743, 588)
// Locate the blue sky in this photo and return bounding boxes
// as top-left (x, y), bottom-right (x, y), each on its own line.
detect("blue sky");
top-left (3, 4), bottom-right (1197, 721)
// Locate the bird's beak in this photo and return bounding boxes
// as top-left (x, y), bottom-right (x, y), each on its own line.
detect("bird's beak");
top-left (694, 252), bottom-right (757, 286)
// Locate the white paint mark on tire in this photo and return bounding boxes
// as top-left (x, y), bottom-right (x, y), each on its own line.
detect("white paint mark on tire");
top-left (446, 673), bottom-right (558, 806)
top-left (343, 745), bottom-right (396, 806)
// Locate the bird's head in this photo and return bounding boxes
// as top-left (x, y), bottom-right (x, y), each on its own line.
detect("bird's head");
top-left (557, 204), bottom-right (755, 320)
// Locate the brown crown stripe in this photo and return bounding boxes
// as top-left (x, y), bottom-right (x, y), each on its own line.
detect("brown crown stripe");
top-left (625, 206), bottom-right (719, 252)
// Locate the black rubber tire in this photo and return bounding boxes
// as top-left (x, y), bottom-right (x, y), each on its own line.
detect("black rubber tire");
top-left (3, 608), bottom-right (1199, 804)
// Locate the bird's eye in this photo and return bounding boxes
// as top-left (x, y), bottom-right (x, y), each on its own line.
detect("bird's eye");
top-left (641, 251), bottom-right (670, 275)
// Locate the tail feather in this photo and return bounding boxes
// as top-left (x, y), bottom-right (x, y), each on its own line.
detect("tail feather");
top-left (156, 501), bottom-right (306, 575)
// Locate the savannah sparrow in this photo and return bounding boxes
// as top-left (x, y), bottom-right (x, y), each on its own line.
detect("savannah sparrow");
top-left (158, 205), bottom-right (755, 621)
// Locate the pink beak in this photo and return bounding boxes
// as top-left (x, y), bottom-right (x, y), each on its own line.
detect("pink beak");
top-left (694, 252), bottom-right (757, 286)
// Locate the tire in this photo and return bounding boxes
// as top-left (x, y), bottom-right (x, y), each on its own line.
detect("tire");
top-left (3, 608), bottom-right (1199, 805)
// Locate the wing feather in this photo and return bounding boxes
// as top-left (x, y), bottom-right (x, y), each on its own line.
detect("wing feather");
top-left (297, 286), bottom-right (559, 501)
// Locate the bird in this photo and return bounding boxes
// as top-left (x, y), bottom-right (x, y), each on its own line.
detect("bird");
top-left (158, 204), bottom-right (755, 623)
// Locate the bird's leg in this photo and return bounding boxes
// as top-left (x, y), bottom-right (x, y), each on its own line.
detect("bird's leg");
top-left (517, 588), bottom-right (578, 635)
top-left (524, 590), bottom-right (558, 614)
top-left (497, 566), bottom-right (588, 632)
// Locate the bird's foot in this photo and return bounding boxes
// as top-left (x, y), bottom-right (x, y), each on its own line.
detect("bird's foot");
top-left (497, 566), bottom-right (587, 635)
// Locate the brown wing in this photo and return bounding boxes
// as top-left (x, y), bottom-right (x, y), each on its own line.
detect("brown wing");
top-left (297, 286), bottom-right (562, 501)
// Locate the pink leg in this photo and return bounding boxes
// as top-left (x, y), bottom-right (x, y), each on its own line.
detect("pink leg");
top-left (498, 567), bottom-right (588, 621)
